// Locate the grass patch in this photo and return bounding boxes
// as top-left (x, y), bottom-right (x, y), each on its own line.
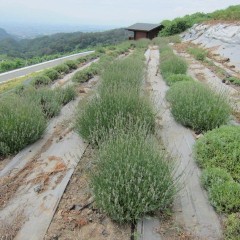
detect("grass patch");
top-left (0, 73), bottom-right (37, 94)
top-left (194, 126), bottom-right (240, 181)
top-left (166, 81), bottom-right (231, 132)
top-left (92, 126), bottom-right (176, 223)
top-left (165, 74), bottom-right (194, 86)
top-left (228, 76), bottom-right (240, 86)
top-left (0, 95), bottom-right (46, 156)
top-left (187, 47), bottom-right (207, 61)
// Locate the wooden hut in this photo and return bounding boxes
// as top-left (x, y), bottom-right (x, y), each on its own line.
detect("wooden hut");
top-left (126, 23), bottom-right (164, 40)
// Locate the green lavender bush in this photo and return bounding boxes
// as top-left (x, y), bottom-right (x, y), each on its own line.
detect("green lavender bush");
top-left (92, 126), bottom-right (176, 222)
top-left (166, 81), bottom-right (231, 132)
top-left (65, 60), bottom-right (78, 70)
top-left (160, 55), bottom-right (188, 78)
top-left (54, 64), bottom-right (70, 74)
top-left (76, 88), bottom-right (155, 143)
top-left (43, 68), bottom-right (60, 81)
top-left (32, 74), bottom-right (51, 87)
top-left (0, 96), bottom-right (46, 156)
top-left (25, 88), bottom-right (63, 118)
top-left (57, 85), bottom-right (77, 105)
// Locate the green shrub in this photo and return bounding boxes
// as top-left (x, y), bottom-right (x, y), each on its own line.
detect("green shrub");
top-left (160, 55), bottom-right (187, 78)
top-left (0, 96), bottom-right (46, 156)
top-left (224, 213), bottom-right (240, 240)
top-left (76, 88), bottom-right (155, 143)
top-left (194, 126), bottom-right (240, 181)
top-left (32, 74), bottom-right (51, 87)
top-left (201, 167), bottom-right (233, 189)
top-left (209, 181), bottom-right (240, 213)
top-left (165, 74), bottom-right (194, 86)
top-left (188, 47), bottom-right (207, 61)
top-left (92, 127), bottom-right (176, 223)
top-left (65, 60), bottom-right (78, 70)
top-left (43, 68), bottom-right (60, 81)
top-left (54, 64), bottom-right (70, 74)
top-left (166, 81), bottom-right (231, 132)
top-left (58, 85), bottom-right (77, 105)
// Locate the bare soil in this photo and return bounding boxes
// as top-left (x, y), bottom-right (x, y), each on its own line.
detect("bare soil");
top-left (45, 145), bottom-right (131, 240)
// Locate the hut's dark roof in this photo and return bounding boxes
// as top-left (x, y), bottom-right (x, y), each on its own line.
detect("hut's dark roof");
top-left (126, 23), bottom-right (162, 32)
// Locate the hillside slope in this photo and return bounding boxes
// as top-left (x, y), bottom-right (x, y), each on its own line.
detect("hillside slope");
top-left (0, 28), bottom-right (130, 58)
top-left (0, 28), bottom-right (13, 41)
top-left (182, 22), bottom-right (240, 70)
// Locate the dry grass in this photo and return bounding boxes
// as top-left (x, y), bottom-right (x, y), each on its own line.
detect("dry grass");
top-left (0, 209), bottom-right (26, 240)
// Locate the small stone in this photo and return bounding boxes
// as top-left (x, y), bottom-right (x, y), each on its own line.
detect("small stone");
top-left (196, 134), bottom-right (203, 139)
top-left (34, 184), bottom-right (43, 193)
top-left (102, 229), bottom-right (108, 236)
top-left (87, 209), bottom-right (93, 215)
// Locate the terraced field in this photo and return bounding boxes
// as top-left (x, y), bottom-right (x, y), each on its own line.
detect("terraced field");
top-left (0, 38), bottom-right (239, 240)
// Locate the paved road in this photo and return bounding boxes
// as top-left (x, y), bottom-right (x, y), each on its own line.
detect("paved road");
top-left (0, 50), bottom-right (94, 83)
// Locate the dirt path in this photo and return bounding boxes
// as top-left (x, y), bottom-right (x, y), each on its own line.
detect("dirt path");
top-left (145, 47), bottom-right (222, 239)
top-left (0, 76), bottom-right (98, 240)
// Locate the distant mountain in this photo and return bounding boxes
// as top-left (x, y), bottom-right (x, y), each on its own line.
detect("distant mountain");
top-left (0, 28), bottom-right (130, 58)
top-left (0, 28), bottom-right (13, 40)
top-left (1, 23), bottom-right (118, 39)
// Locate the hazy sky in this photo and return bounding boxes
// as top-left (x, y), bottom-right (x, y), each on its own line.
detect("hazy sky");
top-left (0, 0), bottom-right (239, 27)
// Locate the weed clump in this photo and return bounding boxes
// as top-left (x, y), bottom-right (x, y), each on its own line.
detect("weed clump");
top-left (92, 127), bottom-right (176, 223)
top-left (0, 96), bottom-right (46, 156)
top-left (165, 74), bottom-right (193, 86)
top-left (188, 47), bottom-right (207, 61)
top-left (166, 81), bottom-right (231, 132)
